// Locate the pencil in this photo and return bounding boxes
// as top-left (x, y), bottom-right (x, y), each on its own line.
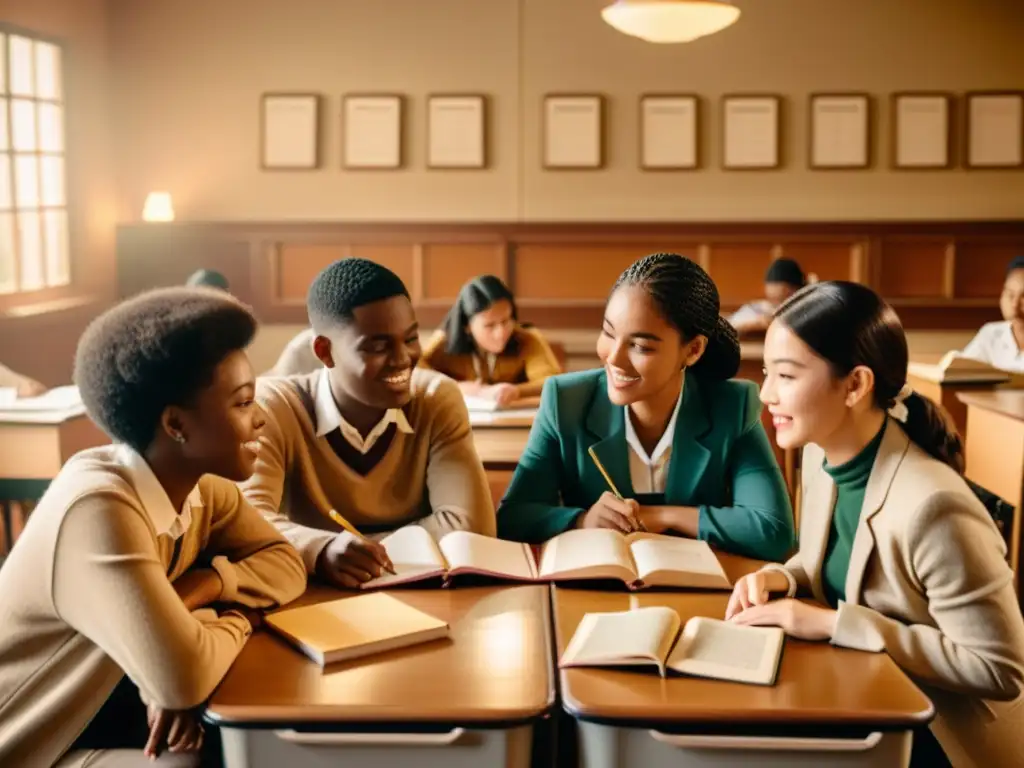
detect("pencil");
top-left (587, 446), bottom-right (624, 499)
top-left (327, 509), bottom-right (396, 575)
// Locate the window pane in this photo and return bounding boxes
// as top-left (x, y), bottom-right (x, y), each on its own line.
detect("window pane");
top-left (0, 35), bottom-right (7, 94)
top-left (17, 211), bottom-right (42, 290)
top-left (43, 209), bottom-right (68, 286)
top-left (14, 155), bottom-right (38, 208)
top-left (34, 42), bottom-right (60, 100)
top-left (0, 212), bottom-right (14, 294)
top-left (12, 99), bottom-right (36, 151)
top-left (38, 103), bottom-right (62, 152)
top-left (0, 155), bottom-right (10, 210)
top-left (0, 98), bottom-right (7, 150)
top-left (41, 156), bottom-right (63, 206)
top-left (9, 36), bottom-right (33, 97)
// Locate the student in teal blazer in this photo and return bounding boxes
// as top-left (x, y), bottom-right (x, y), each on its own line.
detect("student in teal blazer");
top-left (498, 254), bottom-right (794, 561)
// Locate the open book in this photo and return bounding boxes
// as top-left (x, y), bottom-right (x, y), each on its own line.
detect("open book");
top-left (462, 394), bottom-right (541, 413)
top-left (266, 592), bottom-right (449, 667)
top-left (907, 351), bottom-right (1010, 384)
top-left (560, 606), bottom-right (785, 685)
top-left (0, 385), bottom-right (83, 412)
top-left (360, 527), bottom-right (731, 591)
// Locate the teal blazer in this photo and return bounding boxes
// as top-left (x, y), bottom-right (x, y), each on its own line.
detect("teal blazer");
top-left (497, 368), bottom-right (795, 561)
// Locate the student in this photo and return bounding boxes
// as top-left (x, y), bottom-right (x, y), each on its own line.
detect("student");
top-left (270, 326), bottom-right (319, 377)
top-left (419, 275), bottom-right (562, 405)
top-left (497, 253), bottom-right (794, 560)
top-left (0, 288), bottom-right (307, 768)
top-left (726, 281), bottom-right (1024, 768)
top-left (240, 258), bottom-right (495, 589)
top-left (729, 257), bottom-right (806, 334)
top-left (185, 268), bottom-right (230, 292)
top-left (961, 256), bottom-right (1024, 372)
top-left (0, 361), bottom-right (47, 397)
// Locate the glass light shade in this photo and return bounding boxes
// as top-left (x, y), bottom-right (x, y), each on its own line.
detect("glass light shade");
top-left (601, 0), bottom-right (741, 44)
top-left (142, 191), bottom-right (175, 222)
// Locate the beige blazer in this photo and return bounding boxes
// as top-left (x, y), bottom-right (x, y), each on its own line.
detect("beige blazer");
top-left (771, 420), bottom-right (1024, 768)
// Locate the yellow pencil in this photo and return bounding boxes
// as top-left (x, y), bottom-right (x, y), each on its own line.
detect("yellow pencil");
top-left (327, 509), bottom-right (395, 575)
top-left (587, 446), bottom-right (624, 499)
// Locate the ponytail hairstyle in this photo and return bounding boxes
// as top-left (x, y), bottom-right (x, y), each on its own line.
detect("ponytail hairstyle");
top-left (775, 281), bottom-right (963, 472)
top-left (441, 275), bottom-right (520, 356)
top-left (611, 253), bottom-right (740, 380)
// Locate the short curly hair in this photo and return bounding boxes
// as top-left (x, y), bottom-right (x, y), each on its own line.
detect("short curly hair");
top-left (307, 258), bottom-right (410, 331)
top-left (73, 287), bottom-right (258, 452)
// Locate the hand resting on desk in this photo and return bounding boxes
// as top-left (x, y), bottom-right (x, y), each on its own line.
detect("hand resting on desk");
top-left (316, 531), bottom-right (394, 589)
top-left (726, 571), bottom-right (838, 641)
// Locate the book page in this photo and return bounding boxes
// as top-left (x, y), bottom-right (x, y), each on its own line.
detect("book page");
top-left (440, 531), bottom-right (537, 580)
top-left (560, 606), bottom-right (680, 675)
top-left (360, 526), bottom-right (447, 589)
top-left (629, 536), bottom-right (731, 589)
top-left (667, 617), bottom-right (784, 685)
top-left (538, 528), bottom-right (637, 584)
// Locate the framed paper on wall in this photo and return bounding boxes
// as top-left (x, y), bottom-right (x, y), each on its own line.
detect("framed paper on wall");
top-left (543, 94), bottom-right (603, 169)
top-left (427, 94), bottom-right (487, 169)
top-left (809, 93), bottom-right (871, 169)
top-left (721, 94), bottom-right (781, 170)
top-left (891, 92), bottom-right (954, 169)
top-left (343, 94), bottom-right (404, 169)
top-left (965, 91), bottom-right (1024, 169)
top-left (640, 94), bottom-right (699, 170)
top-left (260, 93), bottom-right (320, 170)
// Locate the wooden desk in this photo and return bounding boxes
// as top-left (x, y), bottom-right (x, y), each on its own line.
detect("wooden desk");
top-left (906, 368), bottom-right (1008, 440)
top-left (554, 553), bottom-right (932, 768)
top-left (207, 585), bottom-right (554, 768)
top-left (958, 390), bottom-right (1024, 595)
top-left (472, 426), bottom-right (532, 506)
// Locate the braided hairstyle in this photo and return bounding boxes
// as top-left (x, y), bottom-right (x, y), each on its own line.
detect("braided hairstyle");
top-left (775, 281), bottom-right (963, 472)
top-left (612, 253), bottom-right (740, 380)
top-left (307, 258), bottom-right (410, 330)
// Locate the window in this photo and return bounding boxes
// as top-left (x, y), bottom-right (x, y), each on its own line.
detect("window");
top-left (0, 30), bottom-right (68, 295)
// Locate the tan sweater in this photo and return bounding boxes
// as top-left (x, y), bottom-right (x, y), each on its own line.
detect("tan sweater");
top-left (0, 446), bottom-right (307, 768)
top-left (240, 369), bottom-right (495, 572)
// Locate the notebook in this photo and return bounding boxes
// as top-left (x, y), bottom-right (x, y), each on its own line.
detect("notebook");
top-left (907, 351), bottom-right (1011, 384)
top-left (265, 592), bottom-right (450, 667)
top-left (360, 527), bottom-right (731, 591)
top-left (560, 606), bottom-right (785, 685)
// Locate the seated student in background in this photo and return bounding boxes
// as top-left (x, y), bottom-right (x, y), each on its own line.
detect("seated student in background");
top-left (0, 287), bottom-right (306, 768)
top-left (961, 255), bottom-right (1024, 372)
top-left (727, 281), bottom-right (1024, 768)
top-left (419, 275), bottom-right (562, 405)
top-left (497, 253), bottom-right (794, 560)
top-left (240, 258), bottom-right (494, 589)
top-left (185, 268), bottom-right (230, 292)
top-left (271, 326), bottom-right (319, 377)
top-left (0, 360), bottom-right (47, 397)
top-left (729, 257), bottom-right (806, 335)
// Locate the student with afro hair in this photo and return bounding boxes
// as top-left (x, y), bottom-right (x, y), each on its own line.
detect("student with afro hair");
top-left (0, 287), bottom-right (306, 768)
top-left (240, 258), bottom-right (495, 589)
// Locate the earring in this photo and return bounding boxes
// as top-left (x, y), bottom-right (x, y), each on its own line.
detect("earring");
top-left (172, 433), bottom-right (187, 444)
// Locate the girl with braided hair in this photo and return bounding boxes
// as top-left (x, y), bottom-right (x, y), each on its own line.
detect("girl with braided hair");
top-left (497, 253), bottom-right (794, 561)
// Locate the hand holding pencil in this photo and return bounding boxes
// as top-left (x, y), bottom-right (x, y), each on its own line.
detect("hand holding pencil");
top-left (315, 509), bottom-right (396, 589)
top-left (576, 447), bottom-right (646, 533)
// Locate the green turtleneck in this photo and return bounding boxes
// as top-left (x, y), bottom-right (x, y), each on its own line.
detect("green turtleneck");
top-left (821, 422), bottom-right (886, 607)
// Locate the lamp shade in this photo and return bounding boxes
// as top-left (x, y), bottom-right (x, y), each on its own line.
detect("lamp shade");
top-left (142, 192), bottom-right (175, 222)
top-left (601, 0), bottom-right (741, 44)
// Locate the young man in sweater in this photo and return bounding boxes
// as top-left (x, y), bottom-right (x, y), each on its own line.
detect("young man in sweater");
top-left (240, 258), bottom-right (495, 588)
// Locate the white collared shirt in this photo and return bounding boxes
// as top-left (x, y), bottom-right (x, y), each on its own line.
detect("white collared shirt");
top-left (313, 369), bottom-right (414, 454)
top-left (115, 444), bottom-right (199, 540)
top-left (623, 391), bottom-right (683, 494)
top-left (962, 321), bottom-right (1024, 373)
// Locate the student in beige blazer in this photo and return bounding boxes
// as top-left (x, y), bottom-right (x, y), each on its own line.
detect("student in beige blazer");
top-left (725, 281), bottom-right (1024, 768)
top-left (0, 288), bottom-right (307, 768)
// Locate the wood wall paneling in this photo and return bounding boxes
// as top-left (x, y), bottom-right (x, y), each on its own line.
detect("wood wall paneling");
top-left (274, 243), bottom-right (346, 302)
top-left (705, 243), bottom-right (775, 305)
top-left (879, 240), bottom-right (949, 299)
top-left (954, 240), bottom-right (1023, 299)
top-left (779, 241), bottom-right (859, 285)
top-left (513, 244), bottom-right (654, 301)
top-left (421, 243), bottom-right (506, 300)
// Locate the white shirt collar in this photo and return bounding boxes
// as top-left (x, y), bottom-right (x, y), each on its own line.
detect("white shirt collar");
top-left (313, 368), bottom-right (414, 452)
top-left (115, 444), bottom-right (200, 540)
top-left (624, 387), bottom-right (684, 467)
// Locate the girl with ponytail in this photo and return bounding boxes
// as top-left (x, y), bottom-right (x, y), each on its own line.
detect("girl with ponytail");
top-left (726, 281), bottom-right (1024, 768)
top-left (498, 253), bottom-right (794, 561)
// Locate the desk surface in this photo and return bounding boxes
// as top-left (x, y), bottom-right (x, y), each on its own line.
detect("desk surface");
top-left (0, 413), bottom-right (108, 481)
top-left (207, 585), bottom-right (555, 728)
top-left (472, 427), bottom-right (531, 467)
top-left (554, 553), bottom-right (933, 729)
top-left (958, 389), bottom-right (1024, 421)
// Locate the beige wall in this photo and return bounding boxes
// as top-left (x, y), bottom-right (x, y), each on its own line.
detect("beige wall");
top-left (109, 0), bottom-right (1024, 223)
